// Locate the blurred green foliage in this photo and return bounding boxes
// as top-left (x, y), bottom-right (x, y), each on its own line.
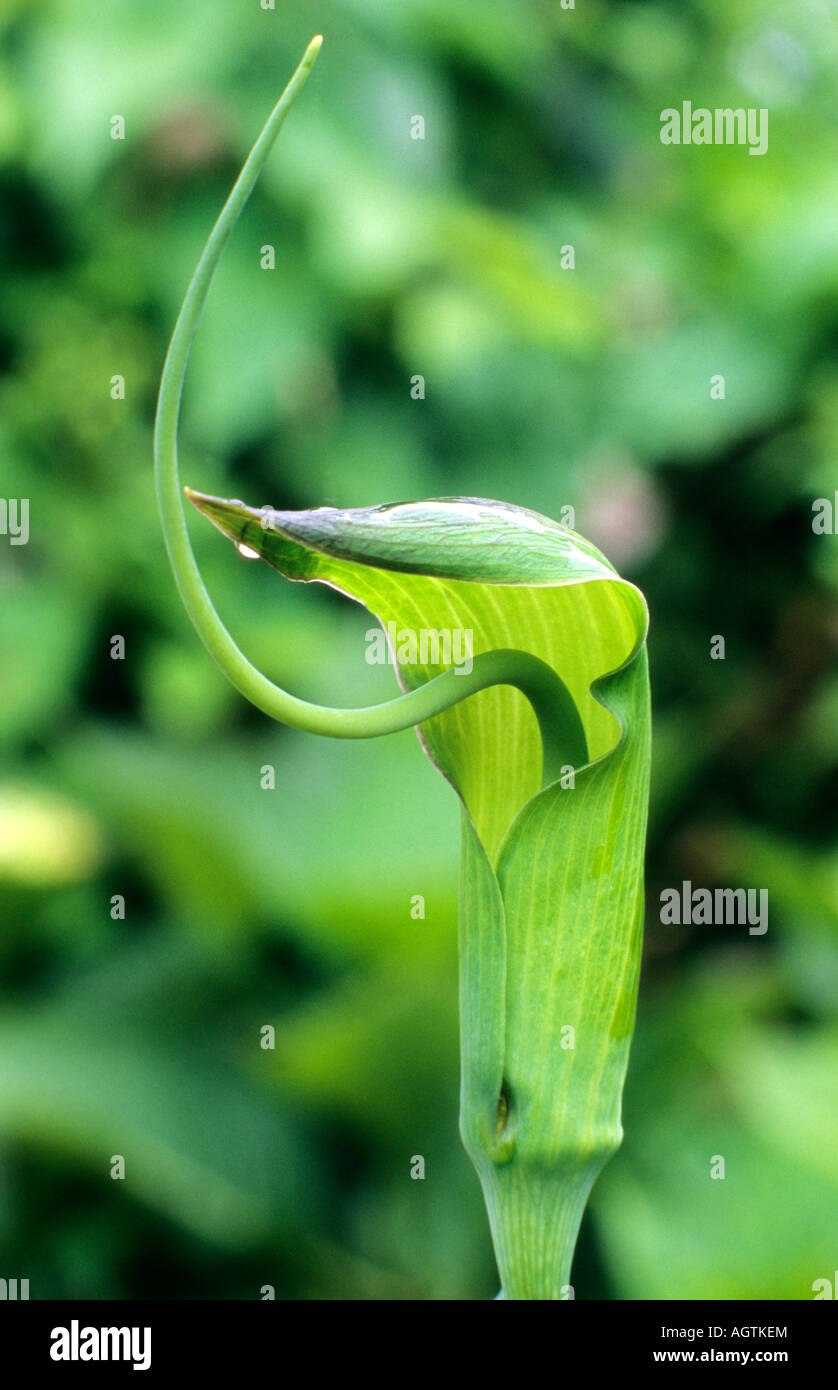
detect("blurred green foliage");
top-left (1, 0), bottom-right (837, 1299)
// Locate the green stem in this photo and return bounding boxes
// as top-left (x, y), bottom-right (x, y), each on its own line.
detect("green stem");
top-left (482, 1162), bottom-right (600, 1299)
top-left (153, 35), bottom-right (586, 778)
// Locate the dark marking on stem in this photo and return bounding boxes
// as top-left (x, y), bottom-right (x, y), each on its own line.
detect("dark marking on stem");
top-left (496, 1082), bottom-right (512, 1137)
top-left (491, 1080), bottom-right (517, 1164)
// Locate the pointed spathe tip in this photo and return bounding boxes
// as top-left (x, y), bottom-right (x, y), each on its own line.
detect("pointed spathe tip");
top-left (183, 487), bottom-right (257, 547)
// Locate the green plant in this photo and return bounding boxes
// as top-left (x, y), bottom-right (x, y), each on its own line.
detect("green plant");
top-left (154, 36), bottom-right (651, 1300)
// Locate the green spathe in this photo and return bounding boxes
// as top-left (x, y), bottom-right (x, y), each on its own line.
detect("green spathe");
top-left (187, 487), bottom-right (652, 1298)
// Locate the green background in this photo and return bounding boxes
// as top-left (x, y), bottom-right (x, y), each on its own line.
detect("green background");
top-left (1, 0), bottom-right (837, 1299)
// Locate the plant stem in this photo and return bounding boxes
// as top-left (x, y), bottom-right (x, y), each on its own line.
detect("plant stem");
top-left (480, 1162), bottom-right (601, 1299)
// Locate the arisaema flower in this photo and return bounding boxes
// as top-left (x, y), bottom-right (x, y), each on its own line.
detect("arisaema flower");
top-left (154, 37), bottom-right (651, 1299)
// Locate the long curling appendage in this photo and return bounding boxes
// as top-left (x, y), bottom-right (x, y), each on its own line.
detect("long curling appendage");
top-left (152, 35), bottom-right (587, 781)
